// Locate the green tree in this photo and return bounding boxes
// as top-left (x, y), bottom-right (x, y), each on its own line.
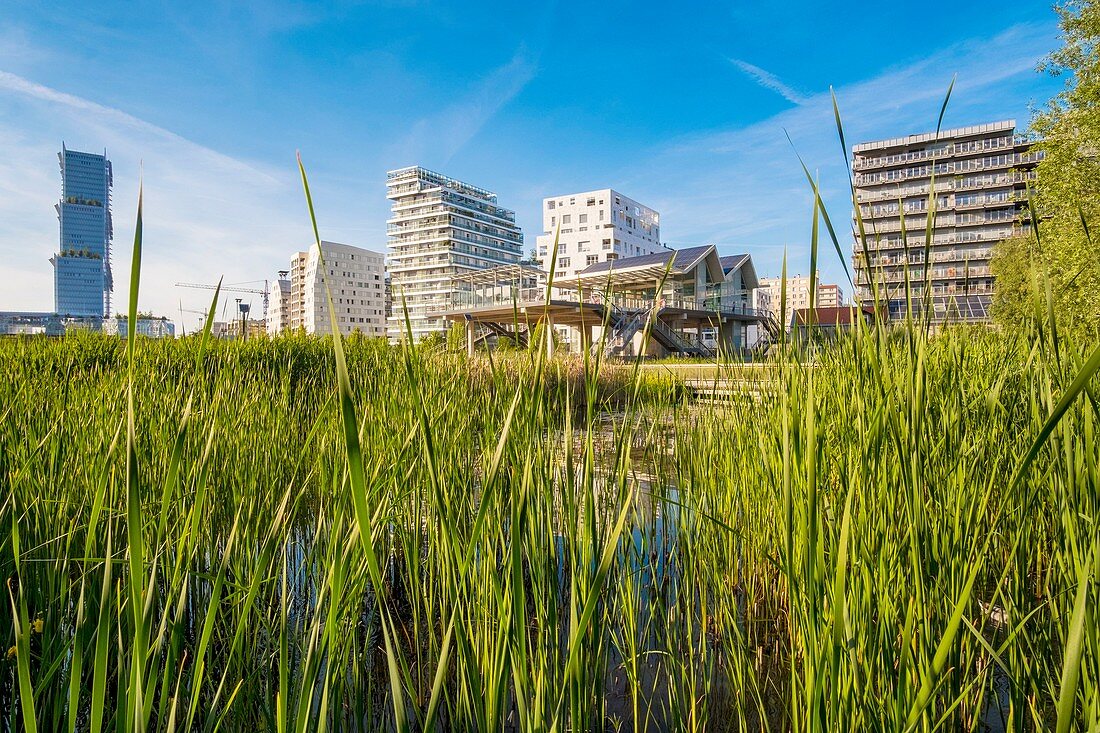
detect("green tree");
top-left (999, 1), bottom-right (1100, 334)
top-left (991, 234), bottom-right (1042, 328)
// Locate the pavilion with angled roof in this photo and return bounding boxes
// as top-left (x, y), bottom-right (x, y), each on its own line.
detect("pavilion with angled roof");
top-left (445, 245), bottom-right (768, 358)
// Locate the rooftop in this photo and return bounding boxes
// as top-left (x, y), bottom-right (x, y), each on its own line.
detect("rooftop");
top-left (386, 165), bottom-right (497, 200)
top-left (793, 305), bottom-right (875, 326)
top-left (576, 245), bottom-right (712, 277)
top-left (853, 120), bottom-right (1017, 154)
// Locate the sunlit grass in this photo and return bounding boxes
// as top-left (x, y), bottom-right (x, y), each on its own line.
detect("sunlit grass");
top-left (2, 102), bottom-right (1098, 731)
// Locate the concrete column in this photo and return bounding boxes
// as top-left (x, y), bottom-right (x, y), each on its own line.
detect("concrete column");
top-left (466, 320), bottom-right (475, 358)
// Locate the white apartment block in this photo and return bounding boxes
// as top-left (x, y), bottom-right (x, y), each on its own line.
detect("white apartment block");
top-left (759, 273), bottom-right (845, 326)
top-left (535, 189), bottom-right (667, 281)
top-left (267, 276), bottom-right (291, 336)
top-left (270, 241), bottom-right (386, 337)
top-left (386, 166), bottom-right (524, 341)
top-left (852, 120), bottom-right (1041, 323)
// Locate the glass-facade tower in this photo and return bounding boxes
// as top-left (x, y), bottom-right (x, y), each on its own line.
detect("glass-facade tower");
top-left (51, 145), bottom-right (113, 317)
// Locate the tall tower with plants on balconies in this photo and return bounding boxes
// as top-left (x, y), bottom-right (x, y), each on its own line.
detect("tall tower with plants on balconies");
top-left (50, 145), bottom-right (113, 319)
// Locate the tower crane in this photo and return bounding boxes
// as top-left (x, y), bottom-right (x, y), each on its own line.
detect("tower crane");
top-left (175, 280), bottom-right (269, 320)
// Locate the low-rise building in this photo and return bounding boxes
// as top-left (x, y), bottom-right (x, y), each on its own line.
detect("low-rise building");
top-left (447, 245), bottom-right (766, 358)
top-left (792, 305), bottom-right (875, 341)
top-left (103, 315), bottom-right (176, 339)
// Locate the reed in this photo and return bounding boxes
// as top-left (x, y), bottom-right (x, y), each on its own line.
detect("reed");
top-left (2, 113), bottom-right (1097, 732)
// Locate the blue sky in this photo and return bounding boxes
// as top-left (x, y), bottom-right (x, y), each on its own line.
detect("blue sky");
top-left (0, 0), bottom-right (1063, 328)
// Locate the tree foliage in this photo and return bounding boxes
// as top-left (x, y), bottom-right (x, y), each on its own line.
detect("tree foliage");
top-left (996, 1), bottom-right (1100, 335)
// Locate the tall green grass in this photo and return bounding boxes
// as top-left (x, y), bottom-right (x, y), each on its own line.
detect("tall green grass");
top-left (2, 120), bottom-right (1098, 732)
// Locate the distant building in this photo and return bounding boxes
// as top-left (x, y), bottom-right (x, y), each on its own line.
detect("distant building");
top-left (759, 272), bottom-right (844, 326)
top-left (535, 189), bottom-right (667, 281)
top-left (386, 166), bottom-right (524, 341)
top-left (0, 312), bottom-right (101, 336)
top-left (218, 318), bottom-right (267, 340)
top-left (817, 283), bottom-right (844, 308)
top-left (103, 316), bottom-right (176, 339)
top-left (852, 120), bottom-right (1041, 324)
top-left (267, 274), bottom-right (291, 336)
top-left (51, 145), bottom-right (113, 318)
top-left (273, 241), bottom-right (386, 337)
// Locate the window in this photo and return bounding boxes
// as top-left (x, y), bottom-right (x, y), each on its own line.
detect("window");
top-left (579, 213), bottom-right (587, 223)
top-left (606, 253), bottom-right (618, 261)
top-left (562, 214), bottom-right (571, 224)
top-left (577, 240), bottom-right (590, 252)
top-left (586, 197), bottom-right (596, 206)
top-left (547, 200), bottom-right (556, 210)
top-left (599, 209), bottom-right (605, 221)
top-left (602, 238), bottom-right (612, 249)
top-left (558, 257), bottom-right (571, 268)
top-left (586, 254), bottom-right (599, 266)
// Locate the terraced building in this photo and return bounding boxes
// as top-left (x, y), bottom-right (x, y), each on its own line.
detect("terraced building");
top-left (386, 166), bottom-right (523, 341)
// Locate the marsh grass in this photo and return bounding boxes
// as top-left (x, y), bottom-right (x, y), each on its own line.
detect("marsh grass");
top-left (2, 103), bottom-right (1099, 732)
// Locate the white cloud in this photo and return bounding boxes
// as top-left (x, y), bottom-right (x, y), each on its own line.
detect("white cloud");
top-left (0, 70), bottom-right (308, 332)
top-left (729, 58), bottom-right (809, 105)
top-left (391, 46), bottom-right (538, 166)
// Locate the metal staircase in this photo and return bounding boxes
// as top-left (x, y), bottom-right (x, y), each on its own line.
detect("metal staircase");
top-left (481, 320), bottom-right (529, 347)
top-left (593, 300), bottom-right (715, 358)
top-left (593, 301), bottom-right (648, 357)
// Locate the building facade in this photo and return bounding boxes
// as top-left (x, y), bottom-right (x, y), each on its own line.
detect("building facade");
top-left (759, 273), bottom-right (844, 327)
top-left (386, 166), bottom-right (524, 341)
top-left (273, 241), bottom-right (386, 337)
top-left (852, 120), bottom-right (1041, 323)
top-left (103, 316), bottom-right (176, 339)
top-left (267, 275), bottom-right (291, 336)
top-left (535, 189), bottom-right (666, 281)
top-left (51, 146), bottom-right (113, 318)
top-left (817, 283), bottom-right (844, 308)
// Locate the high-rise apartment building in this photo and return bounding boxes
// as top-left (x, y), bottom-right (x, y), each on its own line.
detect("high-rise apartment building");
top-left (271, 241), bottom-right (387, 337)
top-left (759, 273), bottom-right (844, 325)
top-left (535, 189), bottom-right (666, 281)
top-left (386, 166), bottom-right (523, 341)
top-left (852, 120), bottom-right (1041, 323)
top-left (50, 145), bottom-right (113, 317)
top-left (817, 283), bottom-right (844, 308)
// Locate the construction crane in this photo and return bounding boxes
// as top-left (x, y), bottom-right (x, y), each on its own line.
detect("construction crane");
top-left (176, 280), bottom-right (269, 320)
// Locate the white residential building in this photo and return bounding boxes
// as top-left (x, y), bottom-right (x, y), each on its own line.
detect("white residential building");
top-left (535, 189), bottom-right (666, 281)
top-left (267, 275), bottom-right (291, 336)
top-left (270, 241), bottom-right (386, 337)
top-left (386, 166), bottom-right (524, 341)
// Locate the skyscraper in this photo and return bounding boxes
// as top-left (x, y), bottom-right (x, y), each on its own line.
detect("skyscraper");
top-left (386, 166), bottom-right (524, 341)
top-left (50, 145), bottom-right (113, 318)
top-left (852, 120), bottom-right (1041, 323)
